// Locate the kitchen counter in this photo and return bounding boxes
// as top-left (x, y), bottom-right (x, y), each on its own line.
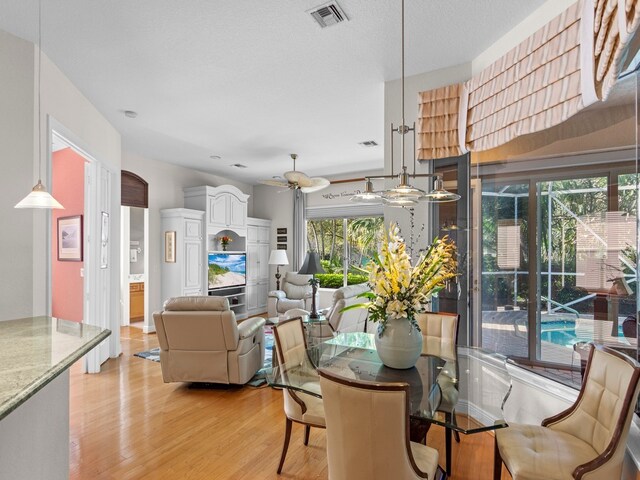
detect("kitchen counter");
top-left (0, 316), bottom-right (110, 421)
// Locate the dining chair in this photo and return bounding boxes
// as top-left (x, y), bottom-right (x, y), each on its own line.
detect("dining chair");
top-left (416, 311), bottom-right (461, 445)
top-left (283, 308), bottom-right (310, 318)
top-left (272, 317), bottom-right (326, 474)
top-left (318, 369), bottom-right (441, 480)
top-left (494, 344), bottom-right (640, 480)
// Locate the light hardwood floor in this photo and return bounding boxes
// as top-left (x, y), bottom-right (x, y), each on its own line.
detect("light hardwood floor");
top-left (69, 326), bottom-right (511, 479)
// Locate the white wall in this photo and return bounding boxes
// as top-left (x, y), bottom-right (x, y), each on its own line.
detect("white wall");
top-left (121, 152), bottom-right (254, 326)
top-left (0, 30), bottom-right (35, 320)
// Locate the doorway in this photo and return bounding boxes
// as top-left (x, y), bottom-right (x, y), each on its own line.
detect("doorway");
top-left (120, 171), bottom-right (150, 332)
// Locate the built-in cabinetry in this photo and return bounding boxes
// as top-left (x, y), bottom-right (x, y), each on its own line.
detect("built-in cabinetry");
top-left (246, 217), bottom-right (271, 316)
top-left (160, 208), bottom-right (205, 301)
top-left (129, 282), bottom-right (144, 320)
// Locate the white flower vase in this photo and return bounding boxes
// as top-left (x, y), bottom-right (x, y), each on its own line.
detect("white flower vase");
top-left (374, 317), bottom-right (422, 369)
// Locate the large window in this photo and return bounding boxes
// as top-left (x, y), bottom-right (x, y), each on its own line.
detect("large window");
top-left (306, 216), bottom-right (383, 288)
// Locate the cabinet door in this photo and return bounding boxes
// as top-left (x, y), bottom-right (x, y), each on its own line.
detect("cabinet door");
top-left (247, 284), bottom-right (258, 311)
top-left (184, 218), bottom-right (202, 240)
top-left (258, 226), bottom-right (269, 244)
top-left (228, 195), bottom-right (246, 228)
top-left (247, 225), bottom-right (258, 243)
top-left (246, 244), bottom-right (259, 283)
top-left (208, 194), bottom-right (228, 226)
top-left (184, 240), bottom-right (203, 291)
top-left (258, 244), bottom-right (270, 280)
top-left (257, 282), bottom-right (268, 309)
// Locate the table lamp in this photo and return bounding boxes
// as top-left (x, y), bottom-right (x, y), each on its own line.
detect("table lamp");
top-left (297, 251), bottom-right (325, 319)
top-left (268, 250), bottom-right (289, 290)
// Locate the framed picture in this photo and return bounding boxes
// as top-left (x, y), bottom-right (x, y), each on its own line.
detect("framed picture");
top-left (277, 243), bottom-right (287, 250)
top-left (277, 228), bottom-right (287, 235)
top-left (57, 215), bottom-right (83, 261)
top-left (277, 236), bottom-right (287, 243)
top-left (100, 212), bottom-right (109, 269)
top-left (165, 231), bottom-right (176, 262)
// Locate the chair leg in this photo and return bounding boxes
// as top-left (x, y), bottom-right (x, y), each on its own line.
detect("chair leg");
top-left (493, 434), bottom-right (502, 480)
top-left (304, 425), bottom-right (311, 446)
top-left (277, 418), bottom-right (293, 474)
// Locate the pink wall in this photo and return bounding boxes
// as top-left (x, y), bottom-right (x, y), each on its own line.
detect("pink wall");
top-left (52, 148), bottom-right (86, 322)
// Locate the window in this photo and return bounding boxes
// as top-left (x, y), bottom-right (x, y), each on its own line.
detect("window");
top-left (306, 216), bottom-right (383, 288)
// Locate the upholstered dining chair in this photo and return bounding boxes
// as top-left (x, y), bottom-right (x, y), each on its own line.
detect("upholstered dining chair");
top-left (283, 308), bottom-right (310, 319)
top-left (318, 369), bottom-right (441, 480)
top-left (494, 344), bottom-right (640, 480)
top-left (272, 317), bottom-right (326, 474)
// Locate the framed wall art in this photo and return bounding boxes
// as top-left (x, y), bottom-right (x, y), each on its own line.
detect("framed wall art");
top-left (100, 212), bottom-right (110, 269)
top-left (57, 215), bottom-right (83, 261)
top-left (165, 231), bottom-right (176, 263)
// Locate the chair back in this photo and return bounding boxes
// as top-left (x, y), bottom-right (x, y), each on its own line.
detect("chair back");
top-left (284, 308), bottom-right (310, 319)
top-left (155, 296), bottom-right (239, 351)
top-left (416, 312), bottom-right (459, 360)
top-left (318, 369), bottom-right (430, 479)
top-left (282, 272), bottom-right (313, 300)
top-left (325, 284), bottom-right (370, 332)
top-left (543, 345), bottom-right (640, 478)
top-left (273, 318), bottom-right (310, 419)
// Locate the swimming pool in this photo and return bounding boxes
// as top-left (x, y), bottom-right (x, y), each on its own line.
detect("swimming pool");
top-left (540, 320), bottom-right (624, 347)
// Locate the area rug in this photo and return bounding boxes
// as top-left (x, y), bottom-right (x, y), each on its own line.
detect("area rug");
top-left (133, 326), bottom-right (274, 386)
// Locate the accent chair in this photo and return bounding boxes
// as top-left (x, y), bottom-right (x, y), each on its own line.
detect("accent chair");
top-left (268, 272), bottom-right (318, 317)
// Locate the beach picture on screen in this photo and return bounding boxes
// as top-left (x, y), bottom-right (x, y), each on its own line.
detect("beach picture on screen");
top-left (208, 253), bottom-right (246, 289)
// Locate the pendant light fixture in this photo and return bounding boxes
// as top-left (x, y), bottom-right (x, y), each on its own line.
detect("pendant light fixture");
top-left (15, 0), bottom-right (64, 210)
top-left (351, 0), bottom-right (460, 207)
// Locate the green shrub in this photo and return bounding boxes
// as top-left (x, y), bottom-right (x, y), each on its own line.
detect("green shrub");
top-left (316, 273), bottom-right (368, 289)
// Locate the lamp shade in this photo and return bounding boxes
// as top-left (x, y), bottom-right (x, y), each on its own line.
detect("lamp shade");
top-left (297, 252), bottom-right (325, 275)
top-left (15, 180), bottom-right (64, 209)
top-left (268, 249), bottom-right (289, 266)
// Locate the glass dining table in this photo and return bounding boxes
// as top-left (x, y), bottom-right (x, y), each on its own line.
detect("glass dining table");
top-left (265, 332), bottom-right (512, 476)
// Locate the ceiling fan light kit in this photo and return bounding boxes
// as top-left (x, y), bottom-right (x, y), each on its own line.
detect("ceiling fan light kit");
top-left (350, 0), bottom-right (459, 207)
top-left (259, 153), bottom-right (330, 193)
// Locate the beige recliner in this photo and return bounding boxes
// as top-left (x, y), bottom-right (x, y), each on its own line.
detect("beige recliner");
top-left (494, 344), bottom-right (640, 480)
top-left (267, 272), bottom-right (317, 317)
top-left (325, 283), bottom-right (370, 333)
top-left (153, 296), bottom-right (266, 384)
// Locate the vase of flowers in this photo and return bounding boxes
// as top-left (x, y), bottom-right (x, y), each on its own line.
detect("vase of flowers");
top-left (219, 235), bottom-right (232, 251)
top-left (345, 223), bottom-right (457, 369)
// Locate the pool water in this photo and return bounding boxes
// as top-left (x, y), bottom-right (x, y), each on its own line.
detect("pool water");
top-left (540, 320), bottom-right (624, 347)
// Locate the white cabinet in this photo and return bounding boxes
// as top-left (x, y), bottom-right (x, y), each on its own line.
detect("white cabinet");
top-left (161, 209), bottom-right (205, 302)
top-left (185, 185), bottom-right (249, 234)
top-left (246, 217), bottom-right (271, 316)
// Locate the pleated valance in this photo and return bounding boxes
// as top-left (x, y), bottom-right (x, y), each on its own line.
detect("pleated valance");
top-left (416, 0), bottom-right (640, 159)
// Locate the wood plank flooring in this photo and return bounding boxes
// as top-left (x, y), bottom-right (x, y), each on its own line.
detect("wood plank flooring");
top-left (69, 326), bottom-right (511, 479)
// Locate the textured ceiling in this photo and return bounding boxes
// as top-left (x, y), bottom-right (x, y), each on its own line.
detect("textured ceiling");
top-left (0, 0), bottom-right (546, 183)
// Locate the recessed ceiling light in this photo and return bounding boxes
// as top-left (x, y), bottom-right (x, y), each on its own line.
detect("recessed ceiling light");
top-left (124, 110), bottom-right (138, 118)
top-left (231, 163), bottom-right (247, 169)
top-left (210, 155), bottom-right (222, 160)
top-left (359, 140), bottom-right (378, 147)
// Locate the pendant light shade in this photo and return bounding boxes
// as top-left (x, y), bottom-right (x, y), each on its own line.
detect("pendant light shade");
top-left (350, 179), bottom-right (383, 204)
top-left (15, 180), bottom-right (64, 209)
top-left (14, 0), bottom-right (64, 210)
top-left (422, 177), bottom-right (461, 203)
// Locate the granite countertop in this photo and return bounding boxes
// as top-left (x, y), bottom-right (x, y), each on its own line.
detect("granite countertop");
top-left (0, 316), bottom-right (111, 421)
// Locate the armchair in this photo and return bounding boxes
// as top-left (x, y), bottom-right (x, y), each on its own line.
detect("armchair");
top-left (267, 272), bottom-right (318, 317)
top-left (153, 296), bottom-right (265, 384)
top-left (325, 283), bottom-right (370, 333)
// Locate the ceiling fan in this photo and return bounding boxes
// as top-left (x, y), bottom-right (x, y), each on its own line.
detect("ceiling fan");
top-left (259, 154), bottom-right (330, 193)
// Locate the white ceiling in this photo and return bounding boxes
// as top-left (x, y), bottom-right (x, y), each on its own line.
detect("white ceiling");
top-left (0, 0), bottom-right (545, 184)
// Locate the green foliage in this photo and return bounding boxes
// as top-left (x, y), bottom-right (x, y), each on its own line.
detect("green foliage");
top-left (315, 273), bottom-right (368, 289)
top-left (208, 263), bottom-right (229, 285)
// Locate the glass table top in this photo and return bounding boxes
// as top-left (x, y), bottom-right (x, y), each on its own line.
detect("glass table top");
top-left (266, 332), bottom-right (512, 434)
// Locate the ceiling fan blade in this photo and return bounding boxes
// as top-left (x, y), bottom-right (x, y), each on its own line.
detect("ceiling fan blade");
top-left (259, 179), bottom-right (290, 188)
top-left (300, 177), bottom-right (330, 193)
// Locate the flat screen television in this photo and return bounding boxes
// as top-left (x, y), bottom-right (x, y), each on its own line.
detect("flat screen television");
top-left (208, 253), bottom-right (246, 289)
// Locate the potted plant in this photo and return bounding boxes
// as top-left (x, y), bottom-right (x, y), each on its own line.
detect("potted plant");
top-left (218, 235), bottom-right (232, 251)
top-left (344, 223), bottom-right (457, 369)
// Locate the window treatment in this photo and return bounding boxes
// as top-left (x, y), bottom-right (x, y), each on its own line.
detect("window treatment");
top-left (415, 0), bottom-right (640, 158)
top-left (292, 189), bottom-right (306, 271)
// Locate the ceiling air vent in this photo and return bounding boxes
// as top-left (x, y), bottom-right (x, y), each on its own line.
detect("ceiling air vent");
top-left (359, 140), bottom-right (378, 147)
top-left (309, 2), bottom-right (348, 28)
top-left (231, 163), bottom-right (248, 169)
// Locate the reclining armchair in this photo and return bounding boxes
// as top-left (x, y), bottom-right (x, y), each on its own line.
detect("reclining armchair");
top-left (267, 272), bottom-right (318, 318)
top-left (153, 296), bottom-right (265, 384)
top-left (325, 284), bottom-right (370, 333)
